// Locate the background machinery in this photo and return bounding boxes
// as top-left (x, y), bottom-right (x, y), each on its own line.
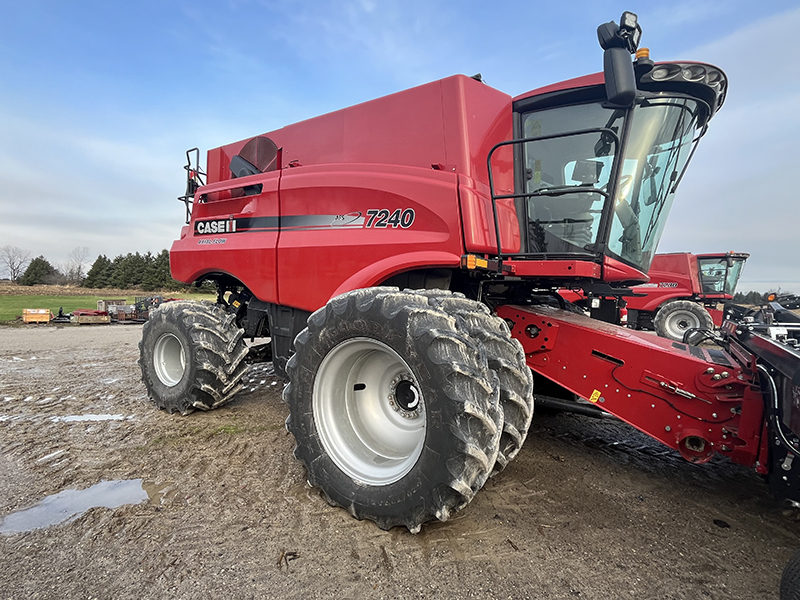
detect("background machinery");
top-left (561, 250), bottom-right (749, 341)
top-left (628, 251), bottom-right (748, 340)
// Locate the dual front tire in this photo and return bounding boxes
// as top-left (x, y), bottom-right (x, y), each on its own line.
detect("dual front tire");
top-left (284, 288), bottom-right (533, 532)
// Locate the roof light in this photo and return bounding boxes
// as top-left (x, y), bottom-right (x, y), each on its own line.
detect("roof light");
top-left (620, 11), bottom-right (638, 30)
top-left (597, 12), bottom-right (642, 53)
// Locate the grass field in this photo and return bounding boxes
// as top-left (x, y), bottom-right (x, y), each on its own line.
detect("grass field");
top-left (0, 294), bottom-right (216, 323)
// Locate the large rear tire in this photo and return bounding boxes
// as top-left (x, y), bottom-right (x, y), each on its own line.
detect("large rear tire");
top-left (139, 301), bottom-right (249, 415)
top-left (653, 300), bottom-right (714, 342)
top-left (415, 290), bottom-right (534, 474)
top-left (284, 288), bottom-right (503, 532)
top-left (782, 549), bottom-right (800, 600)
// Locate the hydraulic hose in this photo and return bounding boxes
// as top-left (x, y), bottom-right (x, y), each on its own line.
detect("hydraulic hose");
top-left (757, 363), bottom-right (800, 458)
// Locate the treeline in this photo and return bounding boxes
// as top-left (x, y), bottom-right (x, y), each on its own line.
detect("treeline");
top-left (17, 250), bottom-right (195, 291)
top-left (732, 290), bottom-right (780, 304)
top-left (82, 250), bottom-right (187, 290)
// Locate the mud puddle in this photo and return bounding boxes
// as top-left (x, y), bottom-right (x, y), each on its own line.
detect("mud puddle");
top-left (0, 479), bottom-right (172, 534)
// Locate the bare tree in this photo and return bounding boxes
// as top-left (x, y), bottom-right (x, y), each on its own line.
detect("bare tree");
top-left (0, 246), bottom-right (31, 282)
top-left (63, 246), bottom-right (90, 285)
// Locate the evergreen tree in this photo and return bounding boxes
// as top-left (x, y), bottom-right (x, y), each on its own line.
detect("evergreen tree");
top-left (19, 256), bottom-right (60, 286)
top-left (78, 249), bottom-right (190, 291)
top-left (142, 250), bottom-right (174, 291)
top-left (83, 255), bottom-right (112, 288)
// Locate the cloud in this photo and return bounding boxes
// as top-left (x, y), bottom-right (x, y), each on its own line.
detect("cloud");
top-left (659, 6), bottom-right (800, 291)
top-left (0, 107), bottom-right (185, 263)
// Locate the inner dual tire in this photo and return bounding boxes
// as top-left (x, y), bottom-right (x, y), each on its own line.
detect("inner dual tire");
top-left (284, 287), bottom-right (531, 532)
top-left (414, 290), bottom-right (534, 474)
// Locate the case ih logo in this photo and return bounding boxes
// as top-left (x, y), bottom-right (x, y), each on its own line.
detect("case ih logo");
top-left (196, 219), bottom-right (237, 235)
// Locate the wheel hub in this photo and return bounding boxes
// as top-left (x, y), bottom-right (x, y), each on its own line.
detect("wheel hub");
top-left (665, 310), bottom-right (700, 339)
top-left (389, 374), bottom-right (421, 418)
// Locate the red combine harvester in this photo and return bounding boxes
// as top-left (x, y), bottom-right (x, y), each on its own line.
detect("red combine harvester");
top-left (560, 251), bottom-right (749, 340)
top-left (628, 251), bottom-right (748, 339)
top-left (139, 11), bottom-right (800, 548)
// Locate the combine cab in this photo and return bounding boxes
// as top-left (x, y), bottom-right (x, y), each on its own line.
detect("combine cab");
top-left (138, 11), bottom-right (799, 550)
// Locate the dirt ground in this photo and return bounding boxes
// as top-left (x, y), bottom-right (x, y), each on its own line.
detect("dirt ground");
top-left (0, 324), bottom-right (798, 600)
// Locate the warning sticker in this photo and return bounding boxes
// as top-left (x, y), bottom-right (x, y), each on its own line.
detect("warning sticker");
top-left (589, 389), bottom-right (601, 403)
top-left (526, 119), bottom-right (542, 138)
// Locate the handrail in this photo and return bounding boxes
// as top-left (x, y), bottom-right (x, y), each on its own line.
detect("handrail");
top-left (177, 148), bottom-right (205, 224)
top-left (485, 127), bottom-right (621, 272)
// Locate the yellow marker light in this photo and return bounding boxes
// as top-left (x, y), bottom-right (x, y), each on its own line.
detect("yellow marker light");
top-left (636, 47), bottom-right (650, 59)
top-left (463, 254), bottom-right (490, 270)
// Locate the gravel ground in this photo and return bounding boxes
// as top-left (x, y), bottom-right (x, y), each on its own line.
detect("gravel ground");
top-left (0, 323), bottom-right (798, 599)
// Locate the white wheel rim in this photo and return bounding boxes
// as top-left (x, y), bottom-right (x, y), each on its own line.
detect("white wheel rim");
top-left (153, 333), bottom-right (186, 387)
top-left (313, 338), bottom-right (426, 486)
top-left (664, 310), bottom-right (701, 340)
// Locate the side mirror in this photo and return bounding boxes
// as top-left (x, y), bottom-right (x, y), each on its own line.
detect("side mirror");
top-left (603, 47), bottom-right (637, 106)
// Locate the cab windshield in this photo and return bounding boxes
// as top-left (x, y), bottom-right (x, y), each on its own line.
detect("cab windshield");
top-left (519, 96), bottom-right (705, 273)
top-left (698, 257), bottom-right (746, 296)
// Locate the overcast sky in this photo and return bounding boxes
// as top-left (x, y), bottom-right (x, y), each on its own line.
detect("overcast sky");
top-left (1, 1), bottom-right (798, 292)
